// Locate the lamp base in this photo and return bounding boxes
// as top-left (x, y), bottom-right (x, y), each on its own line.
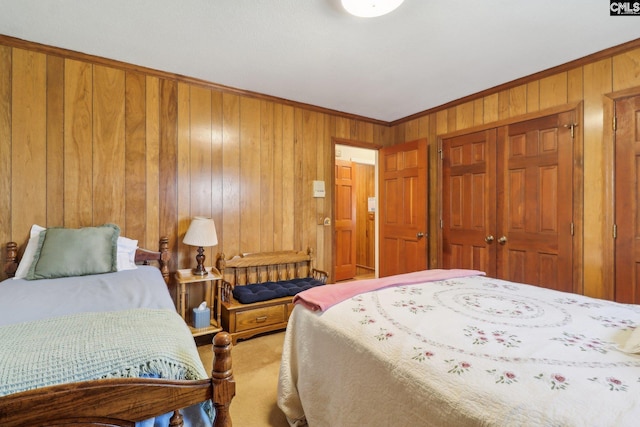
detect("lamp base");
top-left (192, 246), bottom-right (208, 276)
top-left (192, 267), bottom-right (208, 276)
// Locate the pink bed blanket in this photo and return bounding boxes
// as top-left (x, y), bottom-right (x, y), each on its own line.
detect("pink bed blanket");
top-left (293, 269), bottom-right (484, 312)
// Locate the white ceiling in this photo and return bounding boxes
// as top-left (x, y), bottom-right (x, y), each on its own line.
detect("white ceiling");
top-left (1, 0), bottom-right (639, 122)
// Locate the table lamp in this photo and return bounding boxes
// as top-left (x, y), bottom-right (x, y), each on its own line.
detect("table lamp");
top-left (183, 216), bottom-right (218, 276)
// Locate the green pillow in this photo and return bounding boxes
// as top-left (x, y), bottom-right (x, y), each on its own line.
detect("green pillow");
top-left (26, 224), bottom-right (120, 280)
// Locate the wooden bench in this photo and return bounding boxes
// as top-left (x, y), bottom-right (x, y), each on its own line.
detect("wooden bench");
top-left (216, 249), bottom-right (328, 344)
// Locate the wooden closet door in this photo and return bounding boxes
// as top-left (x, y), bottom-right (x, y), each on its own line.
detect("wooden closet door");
top-left (442, 130), bottom-right (497, 277)
top-left (497, 112), bottom-right (574, 292)
top-left (614, 95), bottom-right (640, 303)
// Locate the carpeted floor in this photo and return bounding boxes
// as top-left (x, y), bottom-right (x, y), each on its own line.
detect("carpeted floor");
top-left (197, 331), bottom-right (290, 427)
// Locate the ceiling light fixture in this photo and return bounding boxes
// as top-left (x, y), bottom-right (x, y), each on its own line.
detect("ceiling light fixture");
top-left (341, 0), bottom-right (405, 18)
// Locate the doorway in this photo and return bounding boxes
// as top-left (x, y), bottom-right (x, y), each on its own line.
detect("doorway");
top-left (334, 143), bottom-right (377, 281)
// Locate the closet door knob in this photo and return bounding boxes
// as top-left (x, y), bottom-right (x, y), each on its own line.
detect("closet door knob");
top-left (485, 235), bottom-right (494, 243)
top-left (416, 232), bottom-right (425, 239)
top-left (498, 236), bottom-right (508, 244)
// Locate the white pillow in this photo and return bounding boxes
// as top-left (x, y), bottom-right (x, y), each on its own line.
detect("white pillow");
top-left (116, 236), bottom-right (139, 271)
top-left (617, 327), bottom-right (640, 354)
top-left (13, 224), bottom-right (46, 279)
top-left (13, 225), bottom-right (139, 278)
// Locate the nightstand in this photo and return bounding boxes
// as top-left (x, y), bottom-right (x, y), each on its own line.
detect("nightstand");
top-left (175, 266), bottom-right (223, 337)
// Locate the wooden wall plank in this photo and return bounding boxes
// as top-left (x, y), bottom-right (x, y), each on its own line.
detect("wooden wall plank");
top-left (0, 45), bottom-right (11, 270)
top-left (222, 93), bottom-right (240, 257)
top-left (124, 71), bottom-right (147, 241)
top-left (497, 89), bottom-right (510, 120)
top-left (319, 112), bottom-right (331, 272)
top-left (302, 110), bottom-right (319, 253)
top-left (455, 101), bottom-right (474, 130)
top-left (64, 59), bottom-right (93, 228)
top-left (567, 68), bottom-right (583, 104)
top-left (93, 65), bottom-right (126, 228)
top-left (293, 108), bottom-right (305, 251)
top-left (281, 104), bottom-right (296, 250)
top-left (447, 106), bottom-right (457, 131)
top-left (483, 93), bottom-right (499, 123)
top-left (159, 79), bottom-right (178, 262)
top-left (176, 82), bottom-right (191, 267)
top-left (145, 76), bottom-right (160, 250)
top-left (334, 116), bottom-right (350, 139)
top-left (239, 97), bottom-right (261, 253)
top-left (46, 55), bottom-right (64, 228)
top-left (583, 58), bottom-right (612, 299)
top-left (272, 103), bottom-right (284, 251)
top-left (404, 118), bottom-right (420, 141)
top-left (436, 110), bottom-right (448, 135)
top-left (539, 72), bottom-right (568, 110)
top-left (11, 49), bottom-right (47, 238)
top-left (260, 100), bottom-right (275, 251)
top-left (190, 85), bottom-right (213, 263)
top-left (509, 84), bottom-right (527, 117)
top-left (526, 81), bottom-right (540, 112)
top-left (472, 99), bottom-right (484, 126)
top-left (211, 91), bottom-right (224, 256)
top-left (613, 47), bottom-right (640, 91)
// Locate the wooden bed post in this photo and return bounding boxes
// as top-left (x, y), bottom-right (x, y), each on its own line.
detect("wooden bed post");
top-left (159, 236), bottom-right (170, 284)
top-left (212, 331), bottom-right (235, 427)
top-left (4, 242), bottom-right (18, 278)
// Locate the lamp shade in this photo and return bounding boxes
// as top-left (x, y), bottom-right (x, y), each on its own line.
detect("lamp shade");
top-left (183, 217), bottom-right (218, 247)
top-left (341, 0), bottom-right (404, 17)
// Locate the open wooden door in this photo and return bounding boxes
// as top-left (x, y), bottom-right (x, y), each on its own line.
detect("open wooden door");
top-left (379, 139), bottom-right (428, 277)
top-left (335, 159), bottom-right (357, 281)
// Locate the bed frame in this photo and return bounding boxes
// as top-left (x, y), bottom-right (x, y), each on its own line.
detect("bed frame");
top-left (1, 237), bottom-right (235, 427)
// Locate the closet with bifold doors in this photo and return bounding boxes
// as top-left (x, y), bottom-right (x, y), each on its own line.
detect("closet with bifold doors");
top-left (441, 106), bottom-right (580, 293)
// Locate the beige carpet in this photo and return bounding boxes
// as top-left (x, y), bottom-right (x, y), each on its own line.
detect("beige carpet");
top-left (197, 332), bottom-right (290, 427)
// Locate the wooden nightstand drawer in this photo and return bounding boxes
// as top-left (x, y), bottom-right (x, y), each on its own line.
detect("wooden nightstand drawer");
top-left (235, 305), bottom-right (285, 332)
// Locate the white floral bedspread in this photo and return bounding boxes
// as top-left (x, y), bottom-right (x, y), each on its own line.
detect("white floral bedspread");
top-left (278, 274), bottom-right (640, 426)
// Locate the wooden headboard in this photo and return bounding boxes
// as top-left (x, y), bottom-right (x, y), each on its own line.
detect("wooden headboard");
top-left (4, 237), bottom-right (171, 284)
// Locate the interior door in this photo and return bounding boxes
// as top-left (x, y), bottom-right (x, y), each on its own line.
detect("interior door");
top-left (379, 139), bottom-right (428, 277)
top-left (442, 129), bottom-right (497, 276)
top-left (497, 112), bottom-right (574, 292)
top-left (335, 159), bottom-right (357, 281)
top-left (441, 111), bottom-right (574, 291)
top-left (614, 94), bottom-right (640, 303)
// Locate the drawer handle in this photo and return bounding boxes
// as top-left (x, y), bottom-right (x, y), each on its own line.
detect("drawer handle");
top-left (255, 316), bottom-right (268, 323)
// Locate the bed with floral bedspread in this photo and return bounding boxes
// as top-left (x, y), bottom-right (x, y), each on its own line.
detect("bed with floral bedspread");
top-left (278, 270), bottom-right (640, 426)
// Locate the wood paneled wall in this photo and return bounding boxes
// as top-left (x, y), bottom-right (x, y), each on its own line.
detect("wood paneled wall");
top-left (3, 34), bottom-right (640, 301)
top-left (392, 41), bottom-right (640, 300)
top-left (0, 36), bottom-right (392, 290)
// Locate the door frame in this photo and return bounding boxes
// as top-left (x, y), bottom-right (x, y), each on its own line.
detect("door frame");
top-left (436, 102), bottom-right (583, 293)
top-left (331, 137), bottom-right (382, 282)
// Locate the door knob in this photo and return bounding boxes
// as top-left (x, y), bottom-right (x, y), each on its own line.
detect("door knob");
top-left (417, 232), bottom-right (425, 239)
top-left (484, 235), bottom-right (494, 243)
top-left (498, 236), bottom-right (508, 244)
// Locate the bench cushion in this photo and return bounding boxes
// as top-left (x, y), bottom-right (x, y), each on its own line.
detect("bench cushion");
top-left (232, 277), bottom-right (325, 304)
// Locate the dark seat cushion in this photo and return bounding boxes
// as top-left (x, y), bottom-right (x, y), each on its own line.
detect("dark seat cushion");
top-left (232, 277), bottom-right (325, 304)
